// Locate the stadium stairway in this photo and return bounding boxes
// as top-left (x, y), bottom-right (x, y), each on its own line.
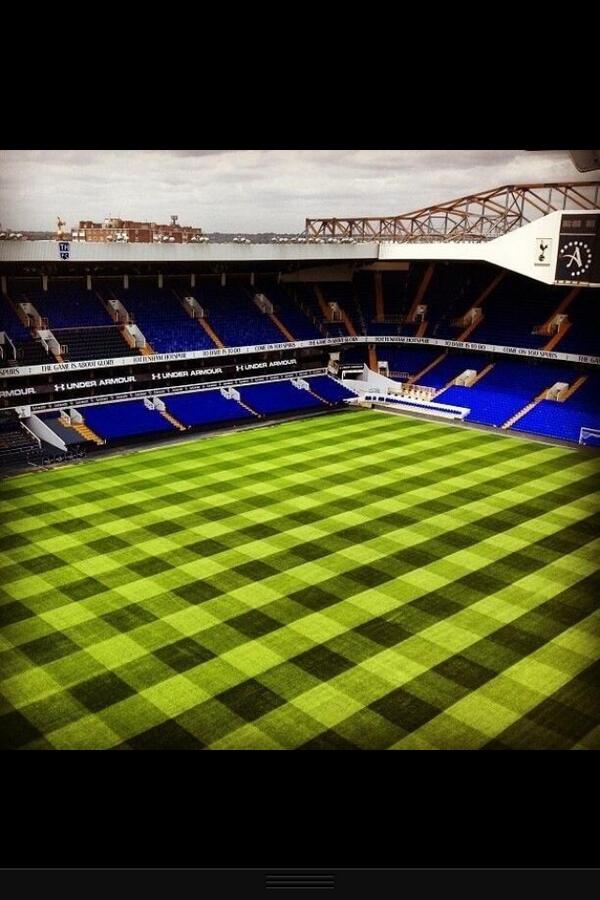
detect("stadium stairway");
top-left (307, 375), bottom-right (357, 405)
top-left (433, 361), bottom-right (494, 397)
top-left (501, 394), bottom-right (545, 429)
top-left (97, 290), bottom-right (128, 325)
top-left (314, 284), bottom-right (357, 337)
top-left (268, 311), bottom-right (295, 342)
top-left (118, 323), bottom-right (150, 356)
top-left (198, 317), bottom-right (224, 348)
top-left (236, 398), bottom-right (260, 417)
top-left (546, 287), bottom-right (600, 356)
top-left (341, 310), bottom-right (357, 337)
top-left (315, 284), bottom-right (337, 322)
top-left (160, 409), bottom-right (187, 431)
top-left (468, 363), bottom-right (495, 385)
top-left (305, 385), bottom-right (333, 407)
top-left (171, 288), bottom-right (225, 349)
top-left (374, 271), bottom-right (384, 322)
top-left (368, 346), bottom-right (378, 372)
top-left (406, 263), bottom-right (435, 322)
top-left (558, 375), bottom-right (587, 401)
top-left (543, 322), bottom-right (572, 351)
top-left (462, 270), bottom-right (505, 324)
top-left (70, 420), bottom-right (105, 445)
top-left (436, 271), bottom-right (504, 344)
top-left (538, 286), bottom-right (580, 349)
top-left (319, 282), bottom-right (359, 336)
top-left (456, 317), bottom-right (483, 341)
top-left (409, 352), bottom-right (447, 385)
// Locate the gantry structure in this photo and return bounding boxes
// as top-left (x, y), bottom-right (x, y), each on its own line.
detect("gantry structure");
top-left (305, 182), bottom-right (600, 243)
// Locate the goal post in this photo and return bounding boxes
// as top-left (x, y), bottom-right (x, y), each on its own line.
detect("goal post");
top-left (579, 427), bottom-right (600, 446)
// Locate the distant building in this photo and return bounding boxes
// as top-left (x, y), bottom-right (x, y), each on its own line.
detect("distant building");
top-left (69, 215), bottom-right (203, 244)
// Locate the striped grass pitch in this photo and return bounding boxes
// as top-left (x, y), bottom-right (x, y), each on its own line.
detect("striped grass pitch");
top-left (0, 409), bottom-right (598, 750)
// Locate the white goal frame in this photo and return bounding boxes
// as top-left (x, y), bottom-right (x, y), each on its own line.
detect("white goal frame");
top-left (579, 427), bottom-right (600, 445)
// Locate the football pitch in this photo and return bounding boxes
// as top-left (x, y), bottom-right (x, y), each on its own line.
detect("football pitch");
top-left (1, 409), bottom-right (598, 750)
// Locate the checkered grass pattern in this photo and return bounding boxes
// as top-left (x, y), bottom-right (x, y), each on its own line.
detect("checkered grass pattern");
top-left (0, 409), bottom-right (598, 750)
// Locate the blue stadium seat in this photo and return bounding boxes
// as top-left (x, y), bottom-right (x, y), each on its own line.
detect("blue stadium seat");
top-left (25, 284), bottom-right (113, 328)
top-left (198, 284), bottom-right (288, 347)
top-left (164, 390), bottom-right (254, 427)
top-left (308, 375), bottom-right (356, 403)
top-left (239, 381), bottom-right (325, 415)
top-left (436, 361), bottom-right (580, 428)
top-left (81, 401), bottom-right (174, 440)
top-left (116, 286), bottom-right (216, 354)
top-left (415, 353), bottom-right (482, 389)
top-left (513, 375), bottom-right (600, 442)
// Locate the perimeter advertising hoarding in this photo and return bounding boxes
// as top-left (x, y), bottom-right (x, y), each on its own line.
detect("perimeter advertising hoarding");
top-left (0, 355), bottom-right (310, 406)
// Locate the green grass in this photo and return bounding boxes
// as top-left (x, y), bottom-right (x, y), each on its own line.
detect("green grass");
top-left (0, 409), bottom-right (599, 749)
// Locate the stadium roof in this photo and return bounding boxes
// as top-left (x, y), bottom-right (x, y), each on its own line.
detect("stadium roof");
top-left (305, 182), bottom-right (600, 243)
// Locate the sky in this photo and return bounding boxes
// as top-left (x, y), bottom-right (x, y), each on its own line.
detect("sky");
top-left (0, 149), bottom-right (587, 233)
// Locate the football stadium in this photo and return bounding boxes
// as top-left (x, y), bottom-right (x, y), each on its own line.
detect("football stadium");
top-left (0, 172), bottom-right (599, 750)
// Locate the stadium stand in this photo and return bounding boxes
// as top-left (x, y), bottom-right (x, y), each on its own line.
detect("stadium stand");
top-left (380, 347), bottom-right (441, 378)
top-left (550, 288), bottom-right (600, 356)
top-left (238, 380), bottom-right (326, 415)
top-left (23, 284), bottom-right (113, 328)
top-left (37, 411), bottom-right (90, 446)
top-left (513, 374), bottom-right (600, 443)
top-left (467, 275), bottom-right (569, 349)
top-left (163, 390), bottom-right (255, 427)
top-left (198, 283), bottom-right (288, 347)
top-left (15, 339), bottom-right (52, 365)
top-left (80, 400), bottom-right (175, 440)
top-left (292, 284), bottom-right (328, 333)
top-left (436, 360), bottom-right (580, 428)
top-left (115, 285), bottom-right (216, 353)
top-left (54, 326), bottom-right (139, 361)
top-left (318, 282), bottom-right (358, 336)
top-left (424, 263), bottom-right (496, 339)
top-left (308, 375), bottom-right (357, 403)
top-left (2, 264), bottom-right (599, 450)
top-left (0, 294), bottom-right (35, 341)
top-left (38, 377), bottom-right (352, 451)
top-left (0, 411), bottom-right (40, 465)
top-left (255, 282), bottom-right (322, 341)
top-left (415, 352), bottom-right (484, 389)
top-left (1, 294), bottom-right (52, 364)
top-left (354, 271), bottom-right (378, 327)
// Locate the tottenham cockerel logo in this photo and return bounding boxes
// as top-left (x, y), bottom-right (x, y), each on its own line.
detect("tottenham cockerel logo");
top-left (559, 240), bottom-right (593, 278)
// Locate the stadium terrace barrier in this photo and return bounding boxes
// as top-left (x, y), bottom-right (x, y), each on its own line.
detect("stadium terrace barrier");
top-left (25, 368), bottom-right (330, 416)
top-left (1, 335), bottom-right (599, 379)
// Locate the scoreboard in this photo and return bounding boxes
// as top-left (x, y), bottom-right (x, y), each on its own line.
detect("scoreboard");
top-left (555, 213), bottom-right (600, 285)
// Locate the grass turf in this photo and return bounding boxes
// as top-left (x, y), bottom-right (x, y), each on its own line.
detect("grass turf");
top-left (0, 408), bottom-right (599, 750)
